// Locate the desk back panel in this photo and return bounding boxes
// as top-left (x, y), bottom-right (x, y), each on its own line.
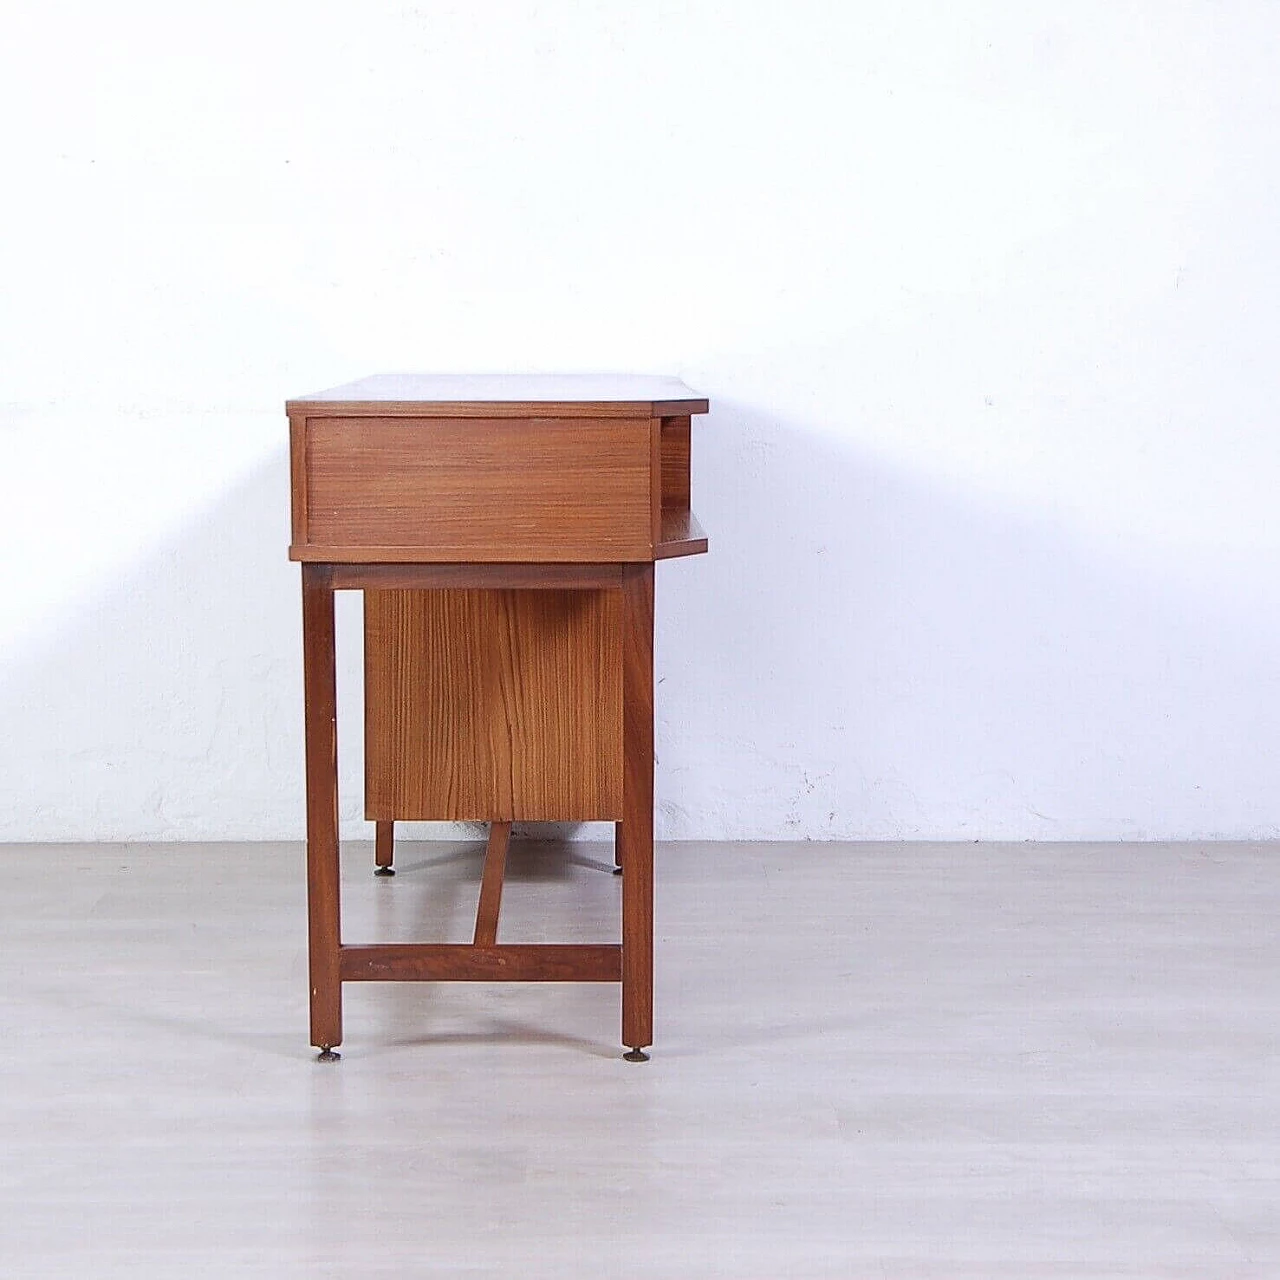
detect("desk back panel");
top-left (364, 587), bottom-right (623, 822)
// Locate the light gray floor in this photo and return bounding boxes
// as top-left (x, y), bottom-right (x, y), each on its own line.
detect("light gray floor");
top-left (1, 840), bottom-right (1278, 1278)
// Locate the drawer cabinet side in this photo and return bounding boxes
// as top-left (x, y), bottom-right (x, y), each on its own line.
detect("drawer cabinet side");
top-left (292, 416), bottom-right (654, 562)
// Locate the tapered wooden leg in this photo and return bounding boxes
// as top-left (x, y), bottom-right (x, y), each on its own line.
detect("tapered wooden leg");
top-left (302, 564), bottom-right (343, 1058)
top-left (620, 564), bottom-right (655, 1059)
top-left (375, 820), bottom-right (395, 875)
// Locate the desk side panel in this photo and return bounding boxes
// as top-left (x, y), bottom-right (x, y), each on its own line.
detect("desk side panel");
top-left (364, 588), bottom-right (623, 822)
top-left (299, 416), bottom-right (652, 562)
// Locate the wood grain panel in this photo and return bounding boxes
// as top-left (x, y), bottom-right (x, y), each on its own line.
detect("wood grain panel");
top-left (289, 415), bottom-right (308, 545)
top-left (655, 509), bottom-right (708, 559)
top-left (301, 417), bottom-right (652, 561)
top-left (365, 588), bottom-right (623, 821)
top-left (649, 419), bottom-right (663, 546)
top-left (660, 416), bottom-right (691, 508)
top-left (329, 563), bottom-right (624, 591)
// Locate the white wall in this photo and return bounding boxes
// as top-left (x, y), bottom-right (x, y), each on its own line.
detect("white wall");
top-left (3, 1), bottom-right (1278, 842)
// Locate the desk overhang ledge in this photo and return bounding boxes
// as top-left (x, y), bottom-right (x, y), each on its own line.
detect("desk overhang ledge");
top-left (286, 372), bottom-right (709, 419)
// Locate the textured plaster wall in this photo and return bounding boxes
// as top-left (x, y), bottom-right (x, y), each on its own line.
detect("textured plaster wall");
top-left (2, 3), bottom-right (1279, 841)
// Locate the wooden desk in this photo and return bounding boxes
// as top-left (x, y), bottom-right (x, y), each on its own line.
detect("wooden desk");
top-left (287, 374), bottom-right (710, 1061)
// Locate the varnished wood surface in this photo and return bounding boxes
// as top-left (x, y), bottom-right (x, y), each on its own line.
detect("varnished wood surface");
top-left (649, 419), bottom-right (662, 546)
top-left (374, 820), bottom-right (393, 870)
top-left (620, 564), bottom-right (655, 1052)
top-left (654, 509), bottom-right (708, 560)
top-left (339, 943), bottom-right (623, 983)
top-left (328, 563), bottom-right (624, 591)
top-left (290, 374), bottom-right (707, 1052)
top-left (288, 372), bottom-right (708, 418)
top-left (364, 588), bottom-right (623, 822)
top-left (289, 417), bottom-right (308, 546)
top-left (301, 565), bottom-right (342, 1050)
top-left (298, 416), bottom-right (652, 562)
top-left (473, 822), bottom-right (512, 947)
top-left (660, 416), bottom-right (691, 508)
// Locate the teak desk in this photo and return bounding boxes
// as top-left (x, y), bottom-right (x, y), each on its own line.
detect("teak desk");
top-left (287, 374), bottom-right (710, 1061)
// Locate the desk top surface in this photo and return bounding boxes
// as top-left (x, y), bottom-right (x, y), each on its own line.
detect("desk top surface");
top-left (288, 373), bottom-right (708, 418)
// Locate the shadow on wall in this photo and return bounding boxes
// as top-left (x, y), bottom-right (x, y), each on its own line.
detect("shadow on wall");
top-left (0, 449), bottom-right (333, 841)
top-left (0, 409), bottom-right (1276, 842)
top-left (658, 398), bottom-right (1280, 841)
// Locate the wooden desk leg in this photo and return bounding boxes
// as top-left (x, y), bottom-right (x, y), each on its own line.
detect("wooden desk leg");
top-left (374, 820), bottom-right (395, 876)
top-left (473, 821), bottom-right (513, 947)
top-left (302, 564), bottom-right (343, 1061)
top-left (620, 564), bottom-right (655, 1061)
